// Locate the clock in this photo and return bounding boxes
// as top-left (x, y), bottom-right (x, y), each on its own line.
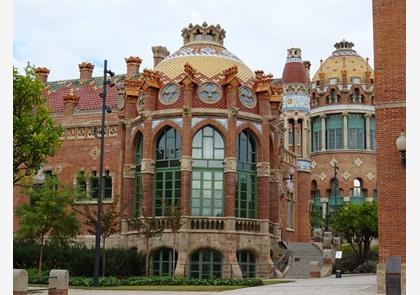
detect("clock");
top-left (238, 86), bottom-right (257, 108)
top-left (198, 82), bottom-right (222, 104)
top-left (159, 83), bottom-right (180, 105)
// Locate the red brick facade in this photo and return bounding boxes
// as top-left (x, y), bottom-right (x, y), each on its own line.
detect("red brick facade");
top-left (373, 0), bottom-right (406, 263)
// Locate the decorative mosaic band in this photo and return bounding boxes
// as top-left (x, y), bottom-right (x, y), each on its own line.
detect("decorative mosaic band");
top-left (61, 125), bottom-right (118, 140)
top-left (297, 159), bottom-right (311, 172)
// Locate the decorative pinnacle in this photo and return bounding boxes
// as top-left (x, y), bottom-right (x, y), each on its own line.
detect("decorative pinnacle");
top-left (334, 39), bottom-right (354, 50)
top-left (181, 22), bottom-right (226, 46)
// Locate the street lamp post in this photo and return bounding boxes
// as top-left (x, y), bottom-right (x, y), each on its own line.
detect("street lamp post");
top-left (333, 162), bottom-right (339, 217)
top-left (93, 60), bottom-right (115, 287)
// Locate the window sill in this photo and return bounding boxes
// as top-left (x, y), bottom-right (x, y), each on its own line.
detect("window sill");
top-left (74, 199), bottom-right (114, 205)
top-left (286, 228), bottom-right (295, 232)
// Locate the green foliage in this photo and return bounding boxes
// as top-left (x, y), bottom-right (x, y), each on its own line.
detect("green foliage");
top-left (336, 243), bottom-right (378, 273)
top-left (15, 242), bottom-right (146, 279)
top-left (65, 276), bottom-right (262, 287)
top-left (13, 65), bottom-right (63, 184)
top-left (15, 177), bottom-right (79, 275)
top-left (333, 202), bottom-right (378, 264)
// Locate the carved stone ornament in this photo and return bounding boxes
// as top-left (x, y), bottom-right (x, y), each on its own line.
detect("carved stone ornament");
top-left (329, 158), bottom-right (338, 167)
top-left (180, 156), bottom-right (193, 171)
top-left (198, 82), bottom-right (222, 104)
top-left (141, 159), bottom-right (155, 174)
top-left (89, 146), bottom-right (100, 160)
top-left (238, 86), bottom-right (257, 108)
top-left (67, 128), bottom-right (76, 138)
top-left (117, 95), bottom-right (125, 110)
top-left (342, 170), bottom-right (351, 181)
top-left (137, 91), bottom-right (145, 113)
top-left (256, 162), bottom-right (270, 177)
top-left (366, 171), bottom-right (375, 181)
top-left (354, 158), bottom-right (364, 167)
top-left (270, 168), bottom-right (282, 183)
top-left (159, 83), bottom-right (181, 105)
top-left (76, 127), bottom-right (86, 138)
top-left (123, 164), bottom-right (136, 178)
top-left (53, 165), bottom-right (63, 175)
top-left (228, 107), bottom-right (239, 117)
top-left (311, 161), bottom-right (317, 169)
top-left (319, 172), bottom-right (327, 182)
top-left (109, 125), bottom-right (118, 136)
top-left (224, 157), bottom-right (237, 173)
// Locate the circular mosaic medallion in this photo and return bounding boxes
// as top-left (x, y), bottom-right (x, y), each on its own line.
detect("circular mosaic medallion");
top-left (198, 82), bottom-right (222, 104)
top-left (136, 91), bottom-right (145, 112)
top-left (117, 95), bottom-right (125, 110)
top-left (238, 86), bottom-right (257, 108)
top-left (159, 83), bottom-right (180, 105)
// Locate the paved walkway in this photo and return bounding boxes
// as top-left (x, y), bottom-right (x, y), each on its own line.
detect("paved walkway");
top-left (30, 274), bottom-right (377, 295)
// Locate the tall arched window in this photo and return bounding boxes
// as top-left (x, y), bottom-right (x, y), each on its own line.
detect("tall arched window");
top-left (154, 126), bottom-right (181, 216)
top-left (236, 130), bottom-right (257, 218)
top-left (134, 134), bottom-right (142, 217)
top-left (189, 249), bottom-right (222, 279)
top-left (237, 250), bottom-right (256, 278)
top-left (191, 126), bottom-right (224, 216)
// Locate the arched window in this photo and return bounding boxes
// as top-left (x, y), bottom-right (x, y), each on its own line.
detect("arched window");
top-left (237, 251), bottom-right (255, 278)
top-left (154, 126), bottom-right (181, 216)
top-left (351, 88), bottom-right (363, 103)
top-left (134, 134), bottom-right (142, 217)
top-left (350, 178), bottom-right (365, 204)
top-left (152, 248), bottom-right (177, 276)
top-left (236, 130), bottom-right (257, 218)
top-left (191, 126), bottom-right (224, 216)
top-left (310, 180), bottom-right (322, 227)
top-left (328, 89), bottom-right (339, 104)
top-left (348, 113), bottom-right (365, 149)
top-left (189, 249), bottom-right (222, 279)
top-left (328, 178), bottom-right (343, 214)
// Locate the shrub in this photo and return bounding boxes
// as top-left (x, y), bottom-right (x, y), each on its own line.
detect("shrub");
top-left (336, 243), bottom-right (378, 273)
top-left (14, 241), bottom-right (145, 277)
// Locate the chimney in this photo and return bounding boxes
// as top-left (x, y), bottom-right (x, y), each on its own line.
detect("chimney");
top-left (34, 67), bottom-right (50, 83)
top-left (125, 56), bottom-right (142, 78)
top-left (303, 60), bottom-right (311, 83)
top-left (78, 62), bottom-right (94, 81)
top-left (151, 46), bottom-right (170, 67)
top-left (63, 87), bottom-right (80, 119)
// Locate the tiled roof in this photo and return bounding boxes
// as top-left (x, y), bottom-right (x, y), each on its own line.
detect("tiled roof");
top-left (45, 74), bottom-right (128, 113)
top-left (282, 62), bottom-right (307, 84)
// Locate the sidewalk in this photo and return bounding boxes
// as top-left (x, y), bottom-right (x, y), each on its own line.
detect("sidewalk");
top-left (30, 274), bottom-right (377, 295)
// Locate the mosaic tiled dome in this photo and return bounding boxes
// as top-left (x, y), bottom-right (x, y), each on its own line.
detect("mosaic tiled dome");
top-left (154, 23), bottom-right (255, 83)
top-left (312, 40), bottom-right (373, 83)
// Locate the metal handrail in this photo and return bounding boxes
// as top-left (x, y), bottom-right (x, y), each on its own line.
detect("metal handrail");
top-left (274, 249), bottom-right (289, 273)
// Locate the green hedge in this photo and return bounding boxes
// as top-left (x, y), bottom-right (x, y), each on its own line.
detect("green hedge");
top-left (14, 242), bottom-right (145, 277)
top-left (336, 244), bottom-right (378, 274)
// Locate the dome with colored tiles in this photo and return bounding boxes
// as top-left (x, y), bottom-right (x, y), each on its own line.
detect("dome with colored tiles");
top-left (311, 39), bottom-right (373, 84)
top-left (154, 22), bottom-right (255, 84)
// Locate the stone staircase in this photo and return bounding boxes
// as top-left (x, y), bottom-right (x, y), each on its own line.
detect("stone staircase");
top-left (284, 242), bottom-right (323, 279)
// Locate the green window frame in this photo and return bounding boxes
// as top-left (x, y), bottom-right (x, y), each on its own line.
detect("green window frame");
top-left (152, 248), bottom-right (176, 276)
top-left (311, 117), bottom-right (322, 152)
top-left (134, 135), bottom-right (142, 217)
top-left (189, 249), bottom-right (222, 279)
top-left (370, 116), bottom-right (376, 150)
top-left (326, 114), bottom-right (343, 150)
top-left (104, 170), bottom-right (112, 199)
top-left (236, 130), bottom-right (257, 218)
top-left (237, 251), bottom-right (255, 278)
top-left (91, 170), bottom-right (99, 199)
top-left (154, 126), bottom-right (181, 216)
top-left (348, 113), bottom-right (365, 149)
top-left (191, 126), bottom-right (224, 216)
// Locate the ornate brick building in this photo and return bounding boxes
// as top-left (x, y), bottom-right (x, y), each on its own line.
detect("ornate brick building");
top-left (14, 22), bottom-right (379, 279)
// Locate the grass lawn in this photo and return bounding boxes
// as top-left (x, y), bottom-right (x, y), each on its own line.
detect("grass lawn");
top-left (29, 279), bottom-right (293, 292)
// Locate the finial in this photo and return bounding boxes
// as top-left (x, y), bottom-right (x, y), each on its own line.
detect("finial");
top-left (202, 21), bottom-right (208, 27)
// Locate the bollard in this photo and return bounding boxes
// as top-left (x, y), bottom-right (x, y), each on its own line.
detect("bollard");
top-left (309, 261), bottom-right (321, 278)
top-left (13, 269), bottom-right (28, 295)
top-left (48, 270), bottom-right (69, 295)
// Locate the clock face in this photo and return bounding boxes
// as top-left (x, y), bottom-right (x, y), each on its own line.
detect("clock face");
top-left (159, 83), bottom-right (180, 105)
top-left (198, 82), bottom-right (222, 104)
top-left (238, 86), bottom-right (257, 108)
top-left (136, 92), bottom-right (144, 112)
top-left (117, 95), bottom-right (125, 110)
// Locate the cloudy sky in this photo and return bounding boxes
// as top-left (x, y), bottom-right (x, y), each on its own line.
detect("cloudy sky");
top-left (13, 0), bottom-right (373, 81)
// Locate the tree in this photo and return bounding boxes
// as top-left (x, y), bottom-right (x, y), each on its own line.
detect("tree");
top-left (75, 196), bottom-right (120, 277)
top-left (15, 177), bottom-right (79, 275)
top-left (332, 202), bottom-right (378, 264)
top-left (13, 65), bottom-right (63, 184)
top-left (164, 203), bottom-right (183, 277)
top-left (128, 212), bottom-right (164, 276)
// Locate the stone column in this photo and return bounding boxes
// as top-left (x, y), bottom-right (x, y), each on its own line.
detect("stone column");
top-left (283, 117), bottom-right (289, 149)
top-left (294, 119), bottom-right (300, 155)
top-left (343, 112), bottom-right (349, 149)
top-left (320, 114), bottom-right (326, 151)
top-left (141, 118), bottom-right (154, 217)
top-left (307, 118), bottom-right (312, 155)
top-left (302, 122), bottom-right (308, 158)
top-left (321, 199), bottom-right (328, 219)
top-left (257, 161), bottom-right (271, 220)
top-left (365, 113), bottom-right (371, 150)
